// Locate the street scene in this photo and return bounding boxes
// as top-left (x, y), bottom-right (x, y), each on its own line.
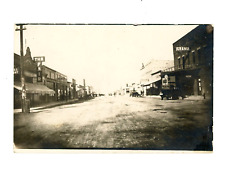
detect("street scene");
top-left (14, 24), bottom-right (213, 151)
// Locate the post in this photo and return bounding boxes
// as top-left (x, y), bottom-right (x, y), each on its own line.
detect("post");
top-left (16, 24), bottom-right (27, 112)
top-left (72, 79), bottom-right (77, 99)
top-left (83, 79), bottom-right (87, 98)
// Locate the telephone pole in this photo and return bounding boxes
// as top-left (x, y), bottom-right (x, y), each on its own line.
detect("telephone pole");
top-left (16, 24), bottom-right (27, 112)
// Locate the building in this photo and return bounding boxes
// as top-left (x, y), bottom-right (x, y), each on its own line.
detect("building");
top-left (161, 25), bottom-right (213, 98)
top-left (14, 47), bottom-right (78, 109)
top-left (14, 47), bottom-right (55, 108)
top-left (42, 65), bottom-right (68, 101)
top-left (140, 60), bottom-right (174, 96)
top-left (76, 84), bottom-right (85, 99)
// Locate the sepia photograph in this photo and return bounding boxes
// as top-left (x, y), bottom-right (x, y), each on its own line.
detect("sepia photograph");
top-left (13, 24), bottom-right (213, 151)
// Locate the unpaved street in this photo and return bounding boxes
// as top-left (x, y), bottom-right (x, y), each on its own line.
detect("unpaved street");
top-left (14, 96), bottom-right (212, 150)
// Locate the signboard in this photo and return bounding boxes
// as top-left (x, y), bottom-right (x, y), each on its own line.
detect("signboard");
top-left (33, 56), bottom-right (45, 62)
top-left (176, 47), bottom-right (190, 51)
top-left (37, 70), bottom-right (42, 82)
top-left (162, 78), bottom-right (168, 86)
top-left (36, 62), bottom-right (42, 82)
top-left (34, 56), bottom-right (45, 82)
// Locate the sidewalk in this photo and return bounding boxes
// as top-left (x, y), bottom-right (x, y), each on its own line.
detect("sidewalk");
top-left (145, 95), bottom-right (161, 99)
top-left (14, 98), bottom-right (81, 114)
top-left (143, 95), bottom-right (208, 101)
top-left (185, 95), bottom-right (209, 101)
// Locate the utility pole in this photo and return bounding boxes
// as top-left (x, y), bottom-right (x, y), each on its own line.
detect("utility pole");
top-left (83, 79), bottom-right (87, 98)
top-left (16, 24), bottom-right (27, 112)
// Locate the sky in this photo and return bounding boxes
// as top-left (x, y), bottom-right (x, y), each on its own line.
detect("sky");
top-left (14, 24), bottom-right (197, 93)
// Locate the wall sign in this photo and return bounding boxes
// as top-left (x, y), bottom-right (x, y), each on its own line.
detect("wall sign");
top-left (176, 47), bottom-right (190, 51)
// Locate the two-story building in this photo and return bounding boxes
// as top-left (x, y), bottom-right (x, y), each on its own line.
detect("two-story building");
top-left (42, 65), bottom-right (69, 101)
top-left (14, 47), bottom-right (55, 108)
top-left (161, 24), bottom-right (213, 98)
top-left (140, 60), bottom-right (174, 96)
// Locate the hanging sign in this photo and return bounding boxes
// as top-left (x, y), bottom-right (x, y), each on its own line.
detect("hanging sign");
top-left (34, 56), bottom-right (45, 82)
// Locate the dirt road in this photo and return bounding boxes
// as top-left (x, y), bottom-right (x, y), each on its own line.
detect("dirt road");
top-left (14, 96), bottom-right (212, 150)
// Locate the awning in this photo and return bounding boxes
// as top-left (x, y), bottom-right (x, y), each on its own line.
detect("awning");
top-left (141, 78), bottom-right (161, 86)
top-left (14, 82), bottom-right (55, 95)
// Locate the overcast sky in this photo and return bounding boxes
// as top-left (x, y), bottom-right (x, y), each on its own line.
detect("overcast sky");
top-left (14, 24), bottom-right (197, 93)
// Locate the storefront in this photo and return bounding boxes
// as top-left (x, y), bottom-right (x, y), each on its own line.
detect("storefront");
top-left (172, 25), bottom-right (213, 98)
top-left (14, 82), bottom-right (55, 108)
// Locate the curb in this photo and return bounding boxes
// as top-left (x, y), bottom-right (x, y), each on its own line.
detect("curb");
top-left (14, 98), bottom-right (94, 114)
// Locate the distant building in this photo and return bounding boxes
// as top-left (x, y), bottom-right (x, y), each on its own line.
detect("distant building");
top-left (76, 84), bottom-right (85, 98)
top-left (140, 60), bottom-right (174, 96)
top-left (161, 25), bottom-right (213, 98)
top-left (42, 65), bottom-right (68, 101)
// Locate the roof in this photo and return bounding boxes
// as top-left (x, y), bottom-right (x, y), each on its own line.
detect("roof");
top-left (43, 65), bottom-right (67, 77)
top-left (14, 82), bottom-right (55, 95)
top-left (173, 25), bottom-right (212, 46)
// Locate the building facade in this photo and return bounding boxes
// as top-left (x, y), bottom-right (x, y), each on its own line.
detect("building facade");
top-left (14, 47), bottom-right (80, 109)
top-left (161, 24), bottom-right (213, 98)
top-left (140, 60), bottom-right (174, 96)
top-left (42, 65), bottom-right (69, 101)
top-left (14, 48), bottom-right (55, 108)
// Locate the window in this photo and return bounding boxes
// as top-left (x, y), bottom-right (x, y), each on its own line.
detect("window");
top-left (178, 57), bottom-right (181, 69)
top-left (14, 67), bottom-right (19, 74)
top-left (46, 70), bottom-right (50, 78)
top-left (182, 56), bottom-right (185, 69)
top-left (50, 72), bottom-right (55, 79)
top-left (192, 51), bottom-right (196, 64)
top-left (197, 48), bottom-right (201, 65)
top-left (33, 77), bottom-right (37, 83)
top-left (198, 78), bottom-right (202, 95)
top-left (187, 52), bottom-right (190, 66)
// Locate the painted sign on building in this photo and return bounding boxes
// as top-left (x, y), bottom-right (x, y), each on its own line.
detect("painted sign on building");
top-left (176, 47), bottom-right (190, 51)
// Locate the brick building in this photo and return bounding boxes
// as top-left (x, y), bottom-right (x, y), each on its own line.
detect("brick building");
top-left (161, 25), bottom-right (213, 98)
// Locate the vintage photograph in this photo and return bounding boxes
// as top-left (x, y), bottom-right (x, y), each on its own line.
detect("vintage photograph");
top-left (13, 24), bottom-right (213, 151)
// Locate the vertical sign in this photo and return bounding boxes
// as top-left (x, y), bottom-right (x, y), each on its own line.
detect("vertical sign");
top-left (37, 62), bottom-right (42, 82)
top-left (34, 57), bottom-right (45, 82)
